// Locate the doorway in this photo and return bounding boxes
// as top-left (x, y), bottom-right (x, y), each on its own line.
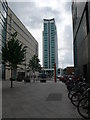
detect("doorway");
top-left (83, 64), bottom-right (87, 81)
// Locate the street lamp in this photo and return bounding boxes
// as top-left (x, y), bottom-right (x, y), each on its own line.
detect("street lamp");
top-left (24, 45), bottom-right (27, 79)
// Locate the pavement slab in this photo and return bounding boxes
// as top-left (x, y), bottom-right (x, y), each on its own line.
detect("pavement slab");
top-left (2, 80), bottom-right (82, 119)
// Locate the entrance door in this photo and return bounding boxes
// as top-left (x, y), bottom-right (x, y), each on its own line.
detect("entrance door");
top-left (83, 64), bottom-right (87, 80)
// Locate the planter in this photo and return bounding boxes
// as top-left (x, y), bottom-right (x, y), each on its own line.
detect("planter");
top-left (24, 76), bottom-right (30, 82)
top-left (17, 79), bottom-right (22, 82)
top-left (25, 79), bottom-right (30, 82)
top-left (40, 79), bottom-right (46, 82)
top-left (10, 78), bottom-right (15, 81)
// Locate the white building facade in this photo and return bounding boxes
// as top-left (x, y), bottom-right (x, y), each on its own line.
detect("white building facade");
top-left (2, 6), bottom-right (38, 80)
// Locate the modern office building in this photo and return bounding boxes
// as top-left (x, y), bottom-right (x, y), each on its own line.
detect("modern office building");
top-left (6, 7), bottom-right (38, 80)
top-left (0, 0), bottom-right (8, 80)
top-left (0, 1), bottom-right (38, 80)
top-left (72, 1), bottom-right (90, 82)
top-left (43, 18), bottom-right (58, 75)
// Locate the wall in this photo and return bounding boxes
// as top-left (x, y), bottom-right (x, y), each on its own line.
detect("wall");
top-left (6, 7), bottom-right (38, 80)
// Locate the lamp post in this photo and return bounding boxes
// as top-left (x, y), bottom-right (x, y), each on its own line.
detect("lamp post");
top-left (25, 46), bottom-right (27, 79)
top-left (54, 63), bottom-right (56, 82)
top-left (24, 51), bottom-right (27, 84)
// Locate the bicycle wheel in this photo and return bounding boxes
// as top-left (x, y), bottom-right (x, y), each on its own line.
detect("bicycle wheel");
top-left (77, 97), bottom-right (90, 119)
top-left (68, 90), bottom-right (75, 100)
top-left (71, 91), bottom-right (80, 106)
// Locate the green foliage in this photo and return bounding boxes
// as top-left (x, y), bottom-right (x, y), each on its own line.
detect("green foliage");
top-left (2, 32), bottom-right (27, 68)
top-left (28, 55), bottom-right (41, 72)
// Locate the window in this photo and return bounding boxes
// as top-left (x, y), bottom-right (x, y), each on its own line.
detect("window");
top-left (0, 45), bottom-right (2, 53)
top-left (77, 11), bottom-right (87, 47)
top-left (88, 2), bottom-right (90, 31)
top-left (0, 2), bottom-right (1, 12)
top-left (72, 4), bottom-right (77, 30)
top-left (86, 2), bottom-right (89, 33)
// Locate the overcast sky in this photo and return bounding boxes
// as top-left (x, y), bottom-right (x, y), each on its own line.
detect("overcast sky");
top-left (8, 0), bottom-right (74, 68)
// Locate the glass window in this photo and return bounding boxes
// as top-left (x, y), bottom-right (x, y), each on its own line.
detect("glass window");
top-left (0, 38), bottom-right (1, 44)
top-left (88, 2), bottom-right (90, 31)
top-left (1, 3), bottom-right (7, 19)
top-left (77, 11), bottom-right (87, 47)
top-left (74, 38), bottom-right (77, 67)
top-left (0, 23), bottom-right (2, 34)
top-left (0, 46), bottom-right (1, 54)
top-left (2, 2), bottom-right (7, 12)
top-left (0, 2), bottom-right (1, 12)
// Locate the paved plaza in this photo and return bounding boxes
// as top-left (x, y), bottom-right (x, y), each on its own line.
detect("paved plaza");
top-left (2, 80), bottom-right (82, 119)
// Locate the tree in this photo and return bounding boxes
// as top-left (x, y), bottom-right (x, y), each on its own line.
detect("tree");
top-left (28, 55), bottom-right (41, 77)
top-left (2, 32), bottom-right (27, 88)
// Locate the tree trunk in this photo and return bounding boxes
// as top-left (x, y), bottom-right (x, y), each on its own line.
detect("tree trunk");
top-left (11, 79), bottom-right (13, 88)
top-left (12, 66), bottom-right (17, 80)
top-left (10, 67), bottom-right (13, 88)
top-left (10, 66), bottom-right (17, 88)
top-left (33, 69), bottom-right (35, 82)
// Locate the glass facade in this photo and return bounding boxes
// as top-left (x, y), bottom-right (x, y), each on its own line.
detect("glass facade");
top-left (77, 11), bottom-right (87, 48)
top-left (43, 23), bottom-right (48, 68)
top-left (88, 2), bottom-right (90, 31)
top-left (72, 2), bottom-right (90, 78)
top-left (43, 19), bottom-right (57, 69)
top-left (50, 22), bottom-right (55, 68)
top-left (0, 0), bottom-right (8, 80)
top-left (74, 38), bottom-right (77, 67)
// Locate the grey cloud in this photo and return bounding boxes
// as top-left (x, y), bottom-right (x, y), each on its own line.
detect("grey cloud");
top-left (58, 47), bottom-right (72, 51)
top-left (63, 25), bottom-right (73, 50)
top-left (9, 2), bottom-right (36, 15)
top-left (26, 6), bottom-right (62, 28)
top-left (9, 2), bottom-right (42, 28)
top-left (42, 7), bottom-right (60, 16)
top-left (64, 2), bottom-right (72, 13)
top-left (58, 24), bottom-right (73, 68)
top-left (63, 51), bottom-right (73, 63)
top-left (8, 2), bottom-right (38, 27)
top-left (26, 6), bottom-right (61, 28)
top-left (9, 2), bottom-right (62, 29)
top-left (42, 7), bottom-right (62, 23)
top-left (58, 50), bottom-right (73, 68)
top-left (27, 16), bottom-right (42, 28)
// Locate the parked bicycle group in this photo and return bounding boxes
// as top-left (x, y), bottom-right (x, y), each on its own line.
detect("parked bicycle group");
top-left (60, 75), bottom-right (90, 119)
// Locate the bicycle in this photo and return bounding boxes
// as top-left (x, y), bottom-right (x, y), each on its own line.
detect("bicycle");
top-left (71, 83), bottom-right (89, 106)
top-left (77, 88), bottom-right (90, 119)
top-left (77, 96), bottom-right (90, 119)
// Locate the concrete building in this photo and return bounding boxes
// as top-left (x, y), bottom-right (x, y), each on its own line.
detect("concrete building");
top-left (43, 18), bottom-right (58, 75)
top-left (6, 7), bottom-right (38, 80)
top-left (0, 1), bottom-right (38, 80)
top-left (72, 1), bottom-right (90, 82)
